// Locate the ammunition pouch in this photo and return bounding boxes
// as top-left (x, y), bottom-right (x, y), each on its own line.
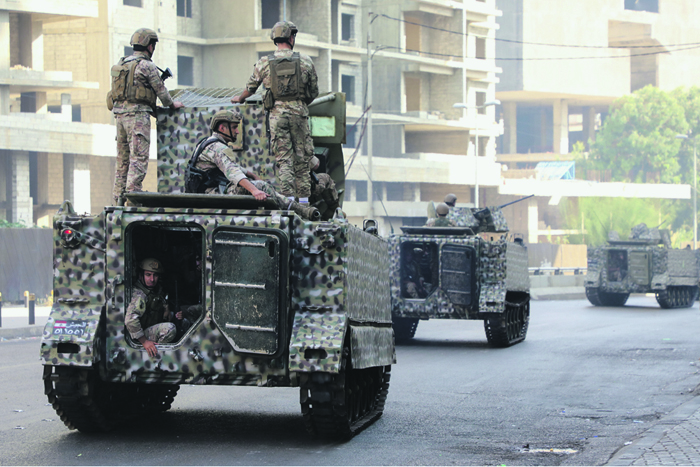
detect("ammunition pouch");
top-left (106, 90), bottom-right (114, 111)
top-left (263, 89), bottom-right (275, 111)
top-left (109, 56), bottom-right (158, 111)
top-left (268, 52), bottom-right (304, 103)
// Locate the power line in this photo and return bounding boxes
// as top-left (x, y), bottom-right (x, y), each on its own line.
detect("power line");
top-left (377, 13), bottom-right (700, 50)
top-left (375, 44), bottom-right (700, 61)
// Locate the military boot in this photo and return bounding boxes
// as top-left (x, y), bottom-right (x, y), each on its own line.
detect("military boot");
top-left (289, 201), bottom-right (320, 221)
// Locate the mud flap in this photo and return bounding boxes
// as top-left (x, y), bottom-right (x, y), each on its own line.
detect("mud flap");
top-left (289, 310), bottom-right (346, 373)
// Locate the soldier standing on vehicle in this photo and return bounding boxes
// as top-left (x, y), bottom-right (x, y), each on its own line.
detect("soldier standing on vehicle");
top-left (184, 110), bottom-right (319, 220)
top-left (125, 258), bottom-right (177, 357)
top-left (109, 28), bottom-right (184, 207)
top-left (426, 203), bottom-right (457, 227)
top-left (231, 21), bottom-right (319, 204)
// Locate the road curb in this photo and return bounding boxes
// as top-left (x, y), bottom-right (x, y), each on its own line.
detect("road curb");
top-left (605, 394), bottom-right (700, 466)
top-left (0, 325), bottom-right (44, 340)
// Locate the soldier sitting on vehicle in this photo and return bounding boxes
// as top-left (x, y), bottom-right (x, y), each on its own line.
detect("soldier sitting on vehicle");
top-left (309, 155), bottom-right (339, 219)
top-left (125, 258), bottom-right (177, 357)
top-left (184, 110), bottom-right (319, 220)
top-left (403, 248), bottom-right (428, 299)
top-left (444, 193), bottom-right (457, 208)
top-left (425, 203), bottom-right (457, 227)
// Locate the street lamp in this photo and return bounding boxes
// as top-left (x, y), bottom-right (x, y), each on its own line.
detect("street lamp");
top-left (676, 134), bottom-right (697, 249)
top-left (453, 99), bottom-right (501, 208)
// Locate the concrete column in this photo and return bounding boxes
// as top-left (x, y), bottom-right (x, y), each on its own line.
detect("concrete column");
top-left (412, 183), bottom-right (420, 202)
top-left (540, 108), bottom-right (547, 150)
top-left (553, 99), bottom-right (569, 154)
top-left (35, 92), bottom-right (47, 114)
top-left (63, 154), bottom-right (91, 214)
top-left (503, 101), bottom-right (517, 154)
top-left (528, 197), bottom-right (539, 244)
top-left (31, 18), bottom-right (43, 71)
top-left (10, 152), bottom-right (32, 225)
top-left (348, 180), bottom-right (356, 202)
top-left (582, 106), bottom-right (596, 148)
top-left (0, 11), bottom-right (10, 115)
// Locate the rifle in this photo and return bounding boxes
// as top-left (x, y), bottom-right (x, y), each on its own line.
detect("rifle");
top-left (156, 66), bottom-right (173, 82)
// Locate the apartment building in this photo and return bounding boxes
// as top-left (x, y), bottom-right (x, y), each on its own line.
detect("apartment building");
top-left (0, 0), bottom-right (503, 236)
top-left (495, 0), bottom-right (700, 240)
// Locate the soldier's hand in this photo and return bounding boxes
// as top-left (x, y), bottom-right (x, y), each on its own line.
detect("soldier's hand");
top-left (231, 95), bottom-right (245, 104)
top-left (176, 311), bottom-right (183, 320)
top-left (172, 101), bottom-right (185, 109)
top-left (251, 188), bottom-right (268, 201)
top-left (143, 340), bottom-right (158, 357)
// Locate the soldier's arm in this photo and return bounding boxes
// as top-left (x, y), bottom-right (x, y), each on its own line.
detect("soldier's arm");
top-left (143, 62), bottom-right (183, 109)
top-left (214, 148), bottom-right (248, 187)
top-left (238, 179), bottom-right (268, 201)
top-left (305, 58), bottom-right (319, 101)
top-left (125, 291), bottom-right (159, 357)
top-left (233, 59), bottom-right (264, 104)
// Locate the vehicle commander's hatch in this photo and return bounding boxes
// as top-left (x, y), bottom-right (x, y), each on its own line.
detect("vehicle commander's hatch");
top-left (212, 226), bottom-right (289, 357)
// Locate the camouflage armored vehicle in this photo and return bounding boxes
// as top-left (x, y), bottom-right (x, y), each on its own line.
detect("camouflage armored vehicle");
top-left (585, 223), bottom-right (699, 308)
top-left (389, 199), bottom-right (530, 347)
top-left (40, 90), bottom-right (394, 439)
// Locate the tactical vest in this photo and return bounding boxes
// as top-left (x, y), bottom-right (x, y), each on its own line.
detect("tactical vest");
top-left (109, 56), bottom-right (157, 110)
top-left (184, 136), bottom-right (230, 194)
top-left (133, 280), bottom-right (167, 330)
top-left (268, 52), bottom-right (305, 102)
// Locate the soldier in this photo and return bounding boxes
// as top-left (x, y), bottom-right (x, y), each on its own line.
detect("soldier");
top-left (426, 203), bottom-right (457, 227)
top-left (125, 258), bottom-right (177, 357)
top-left (403, 248), bottom-right (427, 299)
top-left (109, 28), bottom-right (184, 207)
top-left (444, 193), bottom-right (457, 208)
top-left (309, 156), bottom-right (339, 218)
top-left (185, 110), bottom-right (319, 220)
top-left (231, 20), bottom-right (319, 204)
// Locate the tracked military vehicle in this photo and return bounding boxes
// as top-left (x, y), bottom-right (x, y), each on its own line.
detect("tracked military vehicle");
top-left (40, 90), bottom-right (394, 439)
top-left (389, 199), bottom-right (530, 346)
top-left (585, 223), bottom-right (699, 308)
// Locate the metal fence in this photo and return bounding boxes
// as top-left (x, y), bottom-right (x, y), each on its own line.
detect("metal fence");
top-left (0, 229), bottom-right (53, 302)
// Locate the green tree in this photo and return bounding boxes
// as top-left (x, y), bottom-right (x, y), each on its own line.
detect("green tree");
top-left (586, 85), bottom-right (688, 184)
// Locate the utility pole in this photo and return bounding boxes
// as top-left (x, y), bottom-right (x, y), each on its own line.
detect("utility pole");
top-left (366, 12), bottom-right (375, 219)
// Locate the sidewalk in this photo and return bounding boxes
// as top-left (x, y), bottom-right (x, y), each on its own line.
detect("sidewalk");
top-left (607, 394), bottom-right (700, 466)
top-left (0, 304), bottom-right (51, 340)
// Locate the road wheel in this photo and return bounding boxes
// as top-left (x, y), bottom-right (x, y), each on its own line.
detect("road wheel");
top-left (484, 295), bottom-right (529, 347)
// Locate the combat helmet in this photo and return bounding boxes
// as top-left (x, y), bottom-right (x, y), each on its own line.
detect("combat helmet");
top-left (444, 193), bottom-right (457, 206)
top-left (130, 28), bottom-right (159, 47)
top-left (270, 21), bottom-right (298, 43)
top-left (436, 203), bottom-right (450, 216)
top-left (139, 258), bottom-right (164, 274)
top-left (210, 110), bottom-right (241, 141)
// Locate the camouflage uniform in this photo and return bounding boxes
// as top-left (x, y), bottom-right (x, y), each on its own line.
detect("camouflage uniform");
top-left (195, 135), bottom-right (297, 211)
top-left (426, 217), bottom-right (457, 227)
top-left (112, 51), bottom-right (174, 205)
top-left (245, 49), bottom-right (319, 199)
top-left (125, 280), bottom-right (176, 344)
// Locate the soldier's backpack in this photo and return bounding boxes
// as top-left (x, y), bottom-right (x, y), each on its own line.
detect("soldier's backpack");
top-left (184, 137), bottom-right (229, 194)
top-left (268, 52), bottom-right (304, 103)
top-left (107, 56), bottom-right (157, 111)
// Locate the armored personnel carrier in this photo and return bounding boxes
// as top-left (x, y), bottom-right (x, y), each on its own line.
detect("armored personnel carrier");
top-left (389, 199), bottom-right (530, 346)
top-left (40, 90), bottom-right (394, 439)
top-left (585, 223), bottom-right (699, 308)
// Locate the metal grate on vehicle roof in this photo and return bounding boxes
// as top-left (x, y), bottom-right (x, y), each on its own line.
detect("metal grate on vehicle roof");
top-left (170, 87), bottom-right (263, 107)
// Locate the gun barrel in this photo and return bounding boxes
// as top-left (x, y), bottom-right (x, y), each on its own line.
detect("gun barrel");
top-left (498, 194), bottom-right (534, 209)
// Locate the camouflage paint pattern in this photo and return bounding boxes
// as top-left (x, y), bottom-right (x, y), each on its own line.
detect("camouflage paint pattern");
top-left (269, 113), bottom-right (314, 198)
top-left (389, 205), bottom-right (528, 322)
top-left (113, 112), bottom-right (151, 204)
top-left (42, 204), bottom-right (393, 385)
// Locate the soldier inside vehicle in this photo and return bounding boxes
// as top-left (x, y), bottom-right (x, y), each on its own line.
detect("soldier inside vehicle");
top-left (400, 243), bottom-right (439, 299)
top-left (607, 250), bottom-right (628, 282)
top-left (125, 224), bottom-right (204, 346)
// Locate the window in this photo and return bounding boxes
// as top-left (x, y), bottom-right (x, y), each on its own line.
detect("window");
top-left (624, 0), bottom-right (658, 13)
top-left (341, 13), bottom-right (354, 41)
top-left (476, 92), bottom-right (486, 114)
top-left (355, 180), bottom-right (367, 202)
top-left (341, 74), bottom-right (355, 104)
top-left (124, 46), bottom-right (134, 57)
top-left (261, 0), bottom-right (280, 29)
top-left (72, 105), bottom-right (82, 122)
top-left (123, 0), bottom-right (142, 7)
top-left (178, 56), bottom-right (194, 86)
top-left (476, 37), bottom-right (486, 59)
top-left (177, 0), bottom-right (192, 18)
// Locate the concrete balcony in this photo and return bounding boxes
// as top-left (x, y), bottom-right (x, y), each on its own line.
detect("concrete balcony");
top-left (0, 68), bottom-right (98, 94)
top-left (345, 153), bottom-right (502, 187)
top-left (0, 0), bottom-right (98, 18)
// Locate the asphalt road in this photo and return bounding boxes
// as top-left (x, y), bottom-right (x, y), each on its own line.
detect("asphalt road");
top-left (2, 296), bottom-right (700, 466)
